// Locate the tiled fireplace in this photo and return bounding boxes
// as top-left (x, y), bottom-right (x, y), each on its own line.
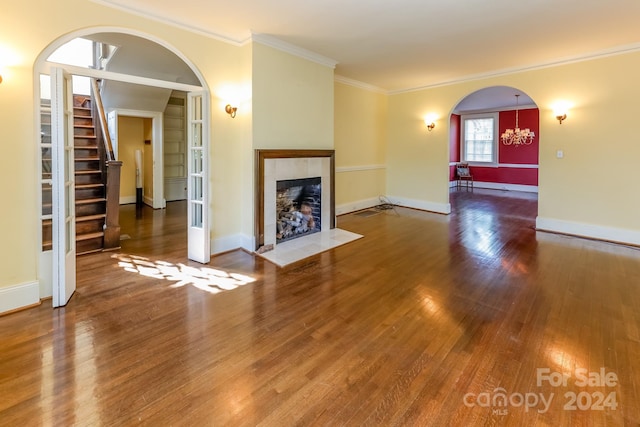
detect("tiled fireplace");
top-left (255, 150), bottom-right (335, 251)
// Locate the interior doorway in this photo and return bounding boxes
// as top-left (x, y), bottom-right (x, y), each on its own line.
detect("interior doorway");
top-left (35, 29), bottom-right (211, 307)
top-left (448, 86), bottom-right (540, 212)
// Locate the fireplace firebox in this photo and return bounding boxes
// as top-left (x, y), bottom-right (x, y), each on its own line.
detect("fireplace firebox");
top-left (276, 177), bottom-right (321, 243)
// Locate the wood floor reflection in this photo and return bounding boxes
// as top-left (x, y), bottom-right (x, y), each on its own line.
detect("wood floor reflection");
top-left (1, 190), bottom-right (639, 426)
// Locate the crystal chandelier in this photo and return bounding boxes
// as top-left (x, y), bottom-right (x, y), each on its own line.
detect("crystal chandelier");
top-left (501, 94), bottom-right (535, 146)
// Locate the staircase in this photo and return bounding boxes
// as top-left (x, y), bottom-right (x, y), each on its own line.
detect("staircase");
top-left (73, 95), bottom-right (107, 255)
top-left (40, 95), bottom-right (109, 255)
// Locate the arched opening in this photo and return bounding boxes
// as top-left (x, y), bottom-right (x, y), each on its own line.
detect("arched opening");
top-left (35, 28), bottom-right (211, 306)
top-left (449, 86), bottom-right (540, 195)
top-left (447, 86), bottom-right (540, 252)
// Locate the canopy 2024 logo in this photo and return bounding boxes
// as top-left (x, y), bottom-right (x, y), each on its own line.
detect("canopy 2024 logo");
top-left (463, 368), bottom-right (618, 415)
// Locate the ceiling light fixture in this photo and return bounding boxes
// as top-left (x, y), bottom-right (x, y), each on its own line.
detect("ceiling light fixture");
top-left (501, 94), bottom-right (534, 146)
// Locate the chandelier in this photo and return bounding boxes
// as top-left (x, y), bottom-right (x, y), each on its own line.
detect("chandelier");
top-left (501, 94), bottom-right (535, 146)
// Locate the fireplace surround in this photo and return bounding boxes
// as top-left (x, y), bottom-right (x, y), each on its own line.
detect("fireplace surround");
top-left (255, 149), bottom-right (335, 251)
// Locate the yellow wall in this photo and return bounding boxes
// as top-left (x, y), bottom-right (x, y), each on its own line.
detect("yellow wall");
top-left (334, 82), bottom-right (387, 213)
top-left (386, 52), bottom-right (640, 236)
top-left (118, 116), bottom-right (145, 202)
top-left (143, 118), bottom-right (153, 203)
top-left (0, 0), bottom-right (248, 299)
top-left (252, 43), bottom-right (334, 149)
top-left (3, 0), bottom-right (639, 311)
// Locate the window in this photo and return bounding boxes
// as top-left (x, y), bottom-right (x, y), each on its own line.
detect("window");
top-left (461, 113), bottom-right (498, 164)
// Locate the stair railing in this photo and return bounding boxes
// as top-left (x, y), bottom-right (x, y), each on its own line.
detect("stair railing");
top-left (91, 79), bottom-right (115, 161)
top-left (91, 78), bottom-right (122, 250)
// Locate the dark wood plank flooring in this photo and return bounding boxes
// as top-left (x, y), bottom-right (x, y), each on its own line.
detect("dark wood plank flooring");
top-left (1, 189), bottom-right (639, 426)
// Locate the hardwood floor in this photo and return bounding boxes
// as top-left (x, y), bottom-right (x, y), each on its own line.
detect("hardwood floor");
top-left (1, 190), bottom-right (639, 426)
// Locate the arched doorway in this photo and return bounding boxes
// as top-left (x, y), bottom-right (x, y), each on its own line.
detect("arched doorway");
top-left (35, 28), bottom-right (211, 307)
top-left (449, 86), bottom-right (540, 197)
top-left (447, 86), bottom-right (540, 249)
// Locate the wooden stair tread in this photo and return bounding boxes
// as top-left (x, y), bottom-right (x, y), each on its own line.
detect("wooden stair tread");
top-left (76, 231), bottom-right (104, 241)
top-left (76, 214), bottom-right (106, 222)
top-left (77, 248), bottom-right (103, 256)
top-left (75, 170), bottom-right (101, 175)
top-left (76, 183), bottom-right (104, 189)
top-left (75, 157), bottom-right (100, 161)
top-left (76, 198), bottom-right (106, 204)
top-left (74, 146), bottom-right (99, 149)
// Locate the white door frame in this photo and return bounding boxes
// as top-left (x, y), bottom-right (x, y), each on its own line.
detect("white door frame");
top-left (35, 29), bottom-right (212, 304)
top-left (108, 108), bottom-right (165, 209)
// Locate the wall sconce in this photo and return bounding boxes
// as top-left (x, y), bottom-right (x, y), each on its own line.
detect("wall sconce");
top-left (424, 114), bottom-right (437, 132)
top-left (0, 75), bottom-right (3, 84)
top-left (552, 101), bottom-right (570, 125)
top-left (225, 104), bottom-right (237, 118)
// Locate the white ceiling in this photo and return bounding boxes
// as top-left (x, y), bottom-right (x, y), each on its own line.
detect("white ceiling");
top-left (96, 0), bottom-right (640, 95)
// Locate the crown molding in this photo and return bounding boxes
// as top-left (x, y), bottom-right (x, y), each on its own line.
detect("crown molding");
top-left (90, 0), bottom-right (247, 46)
top-left (334, 75), bottom-right (386, 94)
top-left (390, 42), bottom-right (640, 95)
top-left (251, 33), bottom-right (337, 69)
top-left (88, 1), bottom-right (640, 94)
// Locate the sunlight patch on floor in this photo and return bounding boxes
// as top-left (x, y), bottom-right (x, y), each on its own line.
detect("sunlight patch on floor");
top-left (111, 253), bottom-right (257, 294)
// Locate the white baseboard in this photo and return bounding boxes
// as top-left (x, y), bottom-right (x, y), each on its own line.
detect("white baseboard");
top-left (120, 196), bottom-right (136, 205)
top-left (449, 180), bottom-right (537, 193)
top-left (211, 233), bottom-right (254, 255)
top-left (536, 217), bottom-right (640, 247)
top-left (387, 195), bottom-right (451, 214)
top-left (0, 281), bottom-right (40, 315)
top-left (336, 197), bottom-right (380, 215)
top-left (473, 182), bottom-right (538, 193)
top-left (120, 195), bottom-right (157, 207)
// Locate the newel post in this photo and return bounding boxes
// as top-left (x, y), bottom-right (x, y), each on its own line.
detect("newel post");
top-left (103, 160), bottom-right (122, 250)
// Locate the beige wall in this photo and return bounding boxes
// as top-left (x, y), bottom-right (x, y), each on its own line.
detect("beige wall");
top-left (143, 118), bottom-right (153, 202)
top-left (334, 82), bottom-right (387, 213)
top-left (252, 43), bottom-right (334, 149)
top-left (118, 116), bottom-right (145, 202)
top-left (0, 0), bottom-right (248, 305)
top-left (386, 52), bottom-right (640, 241)
top-left (2, 0), bottom-right (639, 313)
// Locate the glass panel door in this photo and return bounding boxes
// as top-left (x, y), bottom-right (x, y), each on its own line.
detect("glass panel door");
top-left (186, 92), bottom-right (210, 263)
top-left (51, 67), bottom-right (76, 307)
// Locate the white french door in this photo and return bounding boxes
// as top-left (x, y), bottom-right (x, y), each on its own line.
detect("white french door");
top-left (187, 91), bottom-right (210, 263)
top-left (51, 67), bottom-right (76, 307)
